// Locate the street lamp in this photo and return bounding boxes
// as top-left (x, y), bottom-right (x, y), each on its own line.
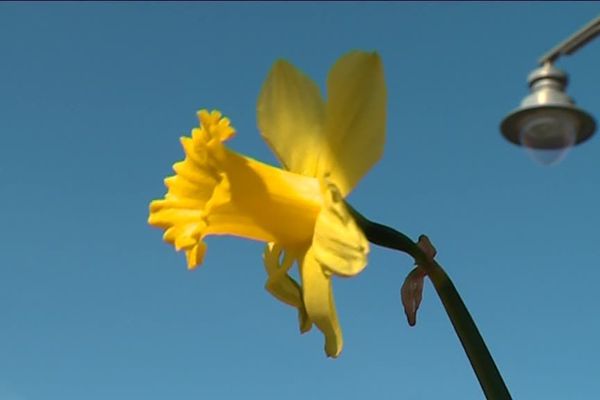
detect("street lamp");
top-left (500, 15), bottom-right (600, 165)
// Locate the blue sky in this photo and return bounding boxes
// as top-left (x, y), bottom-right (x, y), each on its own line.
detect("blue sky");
top-left (1, 3), bottom-right (600, 399)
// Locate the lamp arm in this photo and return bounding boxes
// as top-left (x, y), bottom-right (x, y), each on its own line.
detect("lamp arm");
top-left (538, 15), bottom-right (600, 65)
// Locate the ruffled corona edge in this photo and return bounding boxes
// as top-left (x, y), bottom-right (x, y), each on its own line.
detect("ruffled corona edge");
top-left (148, 110), bottom-right (235, 269)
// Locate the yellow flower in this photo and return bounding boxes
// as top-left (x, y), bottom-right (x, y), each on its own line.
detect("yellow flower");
top-left (148, 51), bottom-right (386, 357)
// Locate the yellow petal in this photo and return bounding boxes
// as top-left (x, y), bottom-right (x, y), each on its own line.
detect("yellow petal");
top-left (323, 51), bottom-right (386, 196)
top-left (257, 59), bottom-right (326, 177)
top-left (257, 51), bottom-right (386, 196)
top-left (300, 246), bottom-right (342, 358)
top-left (186, 242), bottom-right (207, 270)
top-left (312, 177), bottom-right (369, 277)
top-left (263, 243), bottom-right (312, 333)
top-left (263, 243), bottom-right (301, 306)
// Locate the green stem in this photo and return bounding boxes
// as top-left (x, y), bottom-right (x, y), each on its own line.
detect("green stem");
top-left (347, 204), bottom-right (511, 400)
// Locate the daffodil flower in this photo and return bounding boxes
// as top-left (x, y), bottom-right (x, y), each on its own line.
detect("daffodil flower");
top-left (148, 51), bottom-right (386, 357)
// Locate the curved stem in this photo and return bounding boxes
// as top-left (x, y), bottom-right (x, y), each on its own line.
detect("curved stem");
top-left (347, 204), bottom-right (512, 400)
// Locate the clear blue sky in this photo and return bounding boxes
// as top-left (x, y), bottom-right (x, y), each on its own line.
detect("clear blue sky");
top-left (1, 3), bottom-right (600, 399)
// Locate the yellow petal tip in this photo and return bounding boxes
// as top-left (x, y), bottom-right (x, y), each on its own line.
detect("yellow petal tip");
top-left (186, 242), bottom-right (207, 269)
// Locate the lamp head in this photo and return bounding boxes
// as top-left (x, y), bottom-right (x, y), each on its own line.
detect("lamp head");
top-left (500, 63), bottom-right (596, 164)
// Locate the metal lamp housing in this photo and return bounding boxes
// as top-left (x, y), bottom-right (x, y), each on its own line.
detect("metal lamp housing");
top-left (501, 63), bottom-right (596, 150)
